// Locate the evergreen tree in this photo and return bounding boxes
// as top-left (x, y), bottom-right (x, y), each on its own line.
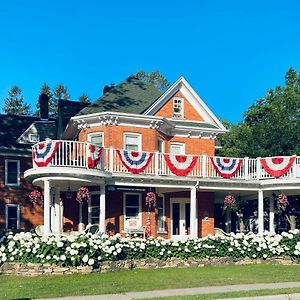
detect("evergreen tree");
top-left (53, 84), bottom-right (70, 100)
top-left (3, 85), bottom-right (31, 115)
top-left (78, 92), bottom-right (91, 104)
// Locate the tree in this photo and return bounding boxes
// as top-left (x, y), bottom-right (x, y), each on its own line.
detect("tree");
top-left (136, 70), bottom-right (170, 92)
top-left (78, 93), bottom-right (91, 104)
top-left (53, 84), bottom-right (70, 101)
top-left (220, 67), bottom-right (300, 157)
top-left (3, 85), bottom-right (31, 115)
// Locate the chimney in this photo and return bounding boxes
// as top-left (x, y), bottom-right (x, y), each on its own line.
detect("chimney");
top-left (39, 94), bottom-right (49, 120)
top-left (102, 83), bottom-right (115, 95)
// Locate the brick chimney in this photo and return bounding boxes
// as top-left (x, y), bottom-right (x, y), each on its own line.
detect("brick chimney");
top-left (39, 94), bottom-right (49, 120)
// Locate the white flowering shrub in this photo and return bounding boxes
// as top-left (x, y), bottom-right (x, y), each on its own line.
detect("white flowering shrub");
top-left (0, 230), bottom-right (300, 268)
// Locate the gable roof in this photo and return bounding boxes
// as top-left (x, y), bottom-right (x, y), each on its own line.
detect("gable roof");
top-left (77, 75), bottom-right (163, 116)
top-left (0, 114), bottom-right (56, 154)
top-left (143, 76), bottom-right (227, 132)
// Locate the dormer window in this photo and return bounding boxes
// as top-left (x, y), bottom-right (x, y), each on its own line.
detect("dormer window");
top-left (173, 97), bottom-right (184, 119)
top-left (29, 134), bottom-right (40, 143)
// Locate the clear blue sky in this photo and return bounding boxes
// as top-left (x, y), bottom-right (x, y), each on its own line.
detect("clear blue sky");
top-left (0, 0), bottom-right (300, 123)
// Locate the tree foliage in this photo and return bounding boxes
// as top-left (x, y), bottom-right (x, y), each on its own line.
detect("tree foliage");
top-left (220, 67), bottom-right (300, 157)
top-left (3, 85), bottom-right (31, 115)
top-left (78, 92), bottom-right (91, 104)
top-left (136, 70), bottom-right (170, 92)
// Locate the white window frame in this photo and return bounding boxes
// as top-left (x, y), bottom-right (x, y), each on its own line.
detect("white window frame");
top-left (157, 194), bottom-right (166, 233)
top-left (173, 97), bottom-right (184, 119)
top-left (170, 142), bottom-right (185, 155)
top-left (28, 133), bottom-right (40, 143)
top-left (5, 204), bottom-right (20, 230)
top-left (5, 159), bottom-right (20, 186)
top-left (123, 133), bottom-right (142, 151)
top-left (123, 193), bottom-right (142, 229)
top-left (88, 132), bottom-right (104, 147)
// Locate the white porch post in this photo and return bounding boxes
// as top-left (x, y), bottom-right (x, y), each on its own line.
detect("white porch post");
top-left (99, 185), bottom-right (106, 233)
top-left (258, 190), bottom-right (264, 234)
top-left (79, 202), bottom-right (84, 231)
top-left (54, 187), bottom-right (61, 233)
top-left (190, 187), bottom-right (197, 238)
top-left (88, 196), bottom-right (92, 227)
top-left (43, 179), bottom-right (51, 235)
top-left (269, 196), bottom-right (275, 234)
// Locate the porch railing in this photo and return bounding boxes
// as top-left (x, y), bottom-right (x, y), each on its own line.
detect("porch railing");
top-left (32, 140), bottom-right (300, 181)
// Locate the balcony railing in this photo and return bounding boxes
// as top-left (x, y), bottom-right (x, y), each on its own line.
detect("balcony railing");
top-left (31, 140), bottom-right (300, 181)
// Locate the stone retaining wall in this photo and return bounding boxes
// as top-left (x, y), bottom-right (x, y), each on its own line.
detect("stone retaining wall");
top-left (0, 257), bottom-right (295, 276)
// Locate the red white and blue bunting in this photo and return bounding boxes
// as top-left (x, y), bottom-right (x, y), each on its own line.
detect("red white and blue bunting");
top-left (260, 156), bottom-right (296, 178)
top-left (116, 150), bottom-right (153, 174)
top-left (87, 144), bottom-right (103, 169)
top-left (33, 141), bottom-right (61, 167)
top-left (210, 157), bottom-right (242, 178)
top-left (164, 154), bottom-right (198, 176)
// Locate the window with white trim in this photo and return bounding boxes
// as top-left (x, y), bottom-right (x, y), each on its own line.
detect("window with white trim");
top-left (5, 160), bottom-right (20, 186)
top-left (29, 133), bottom-right (40, 143)
top-left (89, 132), bottom-right (104, 147)
top-left (170, 143), bottom-right (185, 155)
top-left (5, 204), bottom-right (20, 230)
top-left (124, 133), bottom-right (141, 151)
top-left (173, 97), bottom-right (184, 119)
top-left (157, 195), bottom-right (166, 232)
top-left (89, 194), bottom-right (100, 225)
top-left (124, 193), bottom-right (141, 228)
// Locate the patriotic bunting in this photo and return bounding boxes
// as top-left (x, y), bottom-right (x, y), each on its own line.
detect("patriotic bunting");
top-left (116, 150), bottom-right (153, 174)
top-left (87, 144), bottom-right (103, 169)
top-left (210, 157), bottom-right (242, 178)
top-left (260, 156), bottom-right (296, 178)
top-left (33, 141), bottom-right (61, 167)
top-left (164, 154), bottom-right (198, 176)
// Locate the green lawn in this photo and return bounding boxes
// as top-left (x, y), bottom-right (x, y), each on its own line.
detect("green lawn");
top-left (0, 265), bottom-right (300, 299)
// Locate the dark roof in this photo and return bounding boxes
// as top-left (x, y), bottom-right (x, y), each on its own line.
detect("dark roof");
top-left (0, 114), bottom-right (56, 154)
top-left (77, 75), bottom-right (163, 116)
top-left (57, 100), bottom-right (89, 138)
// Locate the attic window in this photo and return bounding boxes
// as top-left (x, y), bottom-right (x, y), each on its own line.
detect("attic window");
top-left (173, 97), bottom-right (184, 119)
top-left (29, 134), bottom-right (40, 143)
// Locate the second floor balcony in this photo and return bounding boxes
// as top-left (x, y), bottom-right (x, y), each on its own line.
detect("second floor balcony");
top-left (25, 140), bottom-right (300, 183)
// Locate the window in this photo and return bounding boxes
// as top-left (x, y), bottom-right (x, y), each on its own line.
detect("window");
top-left (157, 195), bottom-right (165, 232)
top-left (173, 97), bottom-right (184, 119)
top-left (89, 194), bottom-right (100, 225)
top-left (29, 134), bottom-right (40, 143)
top-left (170, 143), bottom-right (185, 155)
top-left (5, 204), bottom-right (20, 230)
top-left (89, 133), bottom-right (104, 147)
top-left (124, 193), bottom-right (141, 228)
top-left (5, 160), bottom-right (20, 186)
top-left (124, 133), bottom-right (141, 151)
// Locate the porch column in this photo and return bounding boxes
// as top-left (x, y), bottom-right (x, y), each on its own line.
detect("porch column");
top-left (43, 179), bottom-right (51, 235)
top-left (190, 187), bottom-right (197, 238)
top-left (54, 187), bottom-right (61, 233)
top-left (79, 202), bottom-right (84, 231)
top-left (258, 190), bottom-right (264, 235)
top-left (269, 197), bottom-right (275, 234)
top-left (99, 185), bottom-right (106, 233)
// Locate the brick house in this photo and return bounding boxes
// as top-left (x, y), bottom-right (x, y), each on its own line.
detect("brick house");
top-left (3, 74), bottom-right (300, 237)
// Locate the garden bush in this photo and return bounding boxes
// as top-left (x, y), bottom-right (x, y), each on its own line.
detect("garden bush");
top-left (1, 230), bottom-right (300, 268)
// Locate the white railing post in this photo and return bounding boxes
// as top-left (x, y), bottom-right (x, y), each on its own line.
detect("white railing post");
top-left (201, 154), bottom-right (207, 177)
top-left (256, 157), bottom-right (261, 179)
top-left (155, 152), bottom-right (159, 176)
top-left (244, 157), bottom-right (249, 180)
top-left (85, 143), bottom-right (89, 168)
top-left (109, 147), bottom-right (114, 173)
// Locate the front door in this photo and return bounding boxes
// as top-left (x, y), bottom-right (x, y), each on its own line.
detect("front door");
top-left (171, 199), bottom-right (190, 238)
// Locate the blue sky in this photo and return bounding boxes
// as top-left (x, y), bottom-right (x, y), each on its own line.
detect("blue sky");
top-left (0, 0), bottom-right (300, 123)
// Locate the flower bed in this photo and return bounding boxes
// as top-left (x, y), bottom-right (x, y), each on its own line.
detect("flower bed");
top-left (1, 230), bottom-right (300, 269)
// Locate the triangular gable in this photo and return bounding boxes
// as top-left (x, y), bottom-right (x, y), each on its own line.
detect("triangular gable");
top-left (143, 76), bottom-right (227, 131)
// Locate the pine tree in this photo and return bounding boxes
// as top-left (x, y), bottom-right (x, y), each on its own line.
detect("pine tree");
top-left (78, 92), bottom-right (91, 104)
top-left (3, 85), bottom-right (31, 115)
top-left (53, 84), bottom-right (70, 101)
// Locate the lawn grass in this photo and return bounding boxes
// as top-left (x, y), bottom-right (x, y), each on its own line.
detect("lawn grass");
top-left (143, 288), bottom-right (300, 299)
top-left (0, 264), bottom-right (300, 299)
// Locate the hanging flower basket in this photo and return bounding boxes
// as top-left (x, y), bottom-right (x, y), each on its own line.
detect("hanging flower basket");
top-left (224, 194), bottom-right (237, 210)
top-left (28, 190), bottom-right (43, 206)
top-left (277, 193), bottom-right (289, 213)
top-left (76, 187), bottom-right (90, 203)
top-left (145, 191), bottom-right (157, 208)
